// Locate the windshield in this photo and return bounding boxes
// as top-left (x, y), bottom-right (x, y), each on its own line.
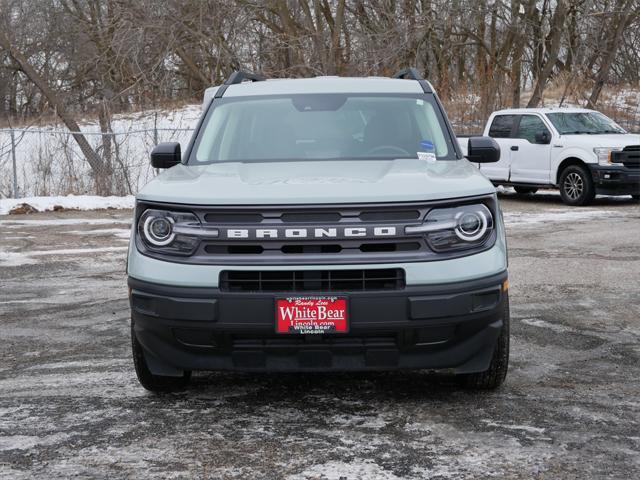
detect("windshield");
top-left (546, 112), bottom-right (626, 135)
top-left (189, 94), bottom-right (456, 163)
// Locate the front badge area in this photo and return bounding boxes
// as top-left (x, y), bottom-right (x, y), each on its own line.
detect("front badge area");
top-left (276, 297), bottom-right (348, 334)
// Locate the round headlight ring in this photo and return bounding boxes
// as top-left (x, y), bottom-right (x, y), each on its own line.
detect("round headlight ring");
top-left (143, 215), bottom-right (175, 246)
top-left (454, 210), bottom-right (487, 242)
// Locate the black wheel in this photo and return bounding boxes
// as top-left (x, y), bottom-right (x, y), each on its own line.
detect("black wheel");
top-left (513, 186), bottom-right (538, 195)
top-left (458, 298), bottom-right (510, 390)
top-left (559, 165), bottom-right (595, 206)
top-left (131, 323), bottom-right (191, 392)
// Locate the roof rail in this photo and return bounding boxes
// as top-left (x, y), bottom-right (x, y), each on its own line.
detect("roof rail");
top-left (215, 70), bottom-right (267, 98)
top-left (392, 67), bottom-right (433, 94)
top-left (225, 70), bottom-right (267, 85)
top-left (393, 67), bottom-right (422, 81)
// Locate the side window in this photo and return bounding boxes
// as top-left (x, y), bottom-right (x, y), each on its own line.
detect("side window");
top-left (488, 115), bottom-right (516, 138)
top-left (515, 115), bottom-right (550, 143)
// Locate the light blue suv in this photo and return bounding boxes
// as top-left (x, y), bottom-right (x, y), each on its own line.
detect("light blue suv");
top-left (127, 68), bottom-right (509, 392)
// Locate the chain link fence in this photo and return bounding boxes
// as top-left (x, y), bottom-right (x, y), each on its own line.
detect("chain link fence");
top-left (0, 109), bottom-right (199, 199)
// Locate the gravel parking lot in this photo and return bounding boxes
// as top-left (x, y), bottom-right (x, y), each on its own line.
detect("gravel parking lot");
top-left (1, 192), bottom-right (639, 479)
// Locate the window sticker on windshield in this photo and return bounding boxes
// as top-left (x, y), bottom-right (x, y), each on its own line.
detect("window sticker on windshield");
top-left (420, 140), bottom-right (435, 151)
top-left (417, 151), bottom-right (436, 162)
top-left (416, 99), bottom-right (424, 105)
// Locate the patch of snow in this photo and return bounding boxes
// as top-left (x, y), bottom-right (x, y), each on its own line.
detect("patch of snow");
top-left (604, 88), bottom-right (640, 110)
top-left (0, 251), bottom-right (37, 267)
top-left (503, 209), bottom-right (618, 225)
top-left (0, 194), bottom-right (135, 215)
top-left (25, 359), bottom-right (129, 371)
top-left (0, 433), bottom-right (71, 451)
top-left (481, 420), bottom-right (547, 434)
top-left (0, 246), bottom-right (127, 266)
top-left (521, 318), bottom-right (573, 334)
top-left (288, 459), bottom-right (408, 480)
top-left (0, 105), bottom-right (200, 197)
top-left (1, 218), bottom-right (130, 227)
top-left (27, 246), bottom-right (128, 256)
top-left (67, 228), bottom-right (131, 239)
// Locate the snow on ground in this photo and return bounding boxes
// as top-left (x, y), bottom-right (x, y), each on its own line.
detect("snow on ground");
top-left (0, 244), bottom-right (129, 267)
top-left (1, 218), bottom-right (128, 226)
top-left (0, 195), bottom-right (135, 215)
top-left (0, 104), bottom-right (200, 198)
top-left (502, 208), bottom-right (619, 225)
top-left (67, 228), bottom-right (131, 238)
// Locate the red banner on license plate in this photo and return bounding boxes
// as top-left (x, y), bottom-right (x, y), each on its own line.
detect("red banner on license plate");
top-left (276, 297), bottom-right (348, 334)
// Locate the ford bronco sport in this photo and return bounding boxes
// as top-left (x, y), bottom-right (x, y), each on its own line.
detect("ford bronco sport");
top-left (128, 68), bottom-right (509, 392)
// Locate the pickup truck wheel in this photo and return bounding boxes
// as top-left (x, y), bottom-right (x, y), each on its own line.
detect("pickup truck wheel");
top-left (559, 165), bottom-right (595, 206)
top-left (513, 186), bottom-right (538, 195)
top-left (131, 323), bottom-right (191, 392)
top-left (457, 298), bottom-right (510, 390)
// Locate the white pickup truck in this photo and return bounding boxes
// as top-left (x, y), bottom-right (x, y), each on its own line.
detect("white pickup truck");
top-left (459, 108), bottom-right (640, 205)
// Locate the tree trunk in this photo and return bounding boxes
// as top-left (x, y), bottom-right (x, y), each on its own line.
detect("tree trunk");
top-left (328, 0), bottom-right (346, 74)
top-left (587, 0), bottom-right (634, 108)
top-left (526, 0), bottom-right (567, 107)
top-left (0, 29), bottom-right (111, 195)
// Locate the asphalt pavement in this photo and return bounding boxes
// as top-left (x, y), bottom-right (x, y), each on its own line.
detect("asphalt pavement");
top-left (1, 191), bottom-right (639, 479)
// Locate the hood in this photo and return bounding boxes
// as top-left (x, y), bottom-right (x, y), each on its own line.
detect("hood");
top-left (137, 159), bottom-right (495, 205)
top-left (561, 132), bottom-right (640, 148)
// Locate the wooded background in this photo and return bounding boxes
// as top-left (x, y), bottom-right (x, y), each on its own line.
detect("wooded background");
top-left (1, 0), bottom-right (639, 194)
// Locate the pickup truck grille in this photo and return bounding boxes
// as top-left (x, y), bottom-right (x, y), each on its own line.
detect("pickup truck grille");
top-left (220, 269), bottom-right (405, 292)
top-left (612, 145), bottom-right (640, 168)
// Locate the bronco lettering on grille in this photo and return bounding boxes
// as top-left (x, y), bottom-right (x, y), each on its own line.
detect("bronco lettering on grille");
top-left (223, 226), bottom-right (397, 240)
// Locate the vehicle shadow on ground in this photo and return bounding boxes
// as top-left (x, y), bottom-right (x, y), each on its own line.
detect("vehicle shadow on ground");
top-left (497, 191), bottom-right (638, 207)
top-left (159, 371), bottom-right (503, 404)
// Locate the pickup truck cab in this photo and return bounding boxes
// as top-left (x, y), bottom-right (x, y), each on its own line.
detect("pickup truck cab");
top-left (459, 108), bottom-right (640, 205)
top-left (127, 69), bottom-right (509, 393)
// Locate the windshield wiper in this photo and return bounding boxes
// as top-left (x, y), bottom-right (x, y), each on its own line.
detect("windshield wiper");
top-left (561, 131), bottom-right (589, 135)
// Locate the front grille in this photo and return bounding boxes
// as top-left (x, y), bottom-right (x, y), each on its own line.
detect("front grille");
top-left (136, 196), bottom-right (499, 265)
top-left (204, 210), bottom-right (420, 224)
top-left (613, 145), bottom-right (640, 168)
top-left (204, 241), bottom-right (421, 256)
top-left (194, 203), bottom-right (443, 264)
top-left (219, 268), bottom-right (405, 292)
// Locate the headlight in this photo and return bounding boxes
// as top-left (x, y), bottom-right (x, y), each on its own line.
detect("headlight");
top-left (593, 147), bottom-right (622, 166)
top-left (138, 209), bottom-right (219, 256)
top-left (143, 216), bottom-right (175, 246)
top-left (405, 204), bottom-right (494, 252)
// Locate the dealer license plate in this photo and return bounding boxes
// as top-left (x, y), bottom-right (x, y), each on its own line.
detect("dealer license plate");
top-left (276, 297), bottom-right (348, 334)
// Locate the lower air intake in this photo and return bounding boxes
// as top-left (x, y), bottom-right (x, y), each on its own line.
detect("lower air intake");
top-left (220, 269), bottom-right (405, 292)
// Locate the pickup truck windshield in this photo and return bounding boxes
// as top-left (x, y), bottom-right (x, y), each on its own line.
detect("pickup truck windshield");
top-left (546, 112), bottom-right (626, 135)
top-left (190, 94), bottom-right (455, 163)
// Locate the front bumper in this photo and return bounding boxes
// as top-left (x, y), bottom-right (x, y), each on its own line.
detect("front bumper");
top-left (129, 271), bottom-right (508, 375)
top-left (589, 164), bottom-right (640, 196)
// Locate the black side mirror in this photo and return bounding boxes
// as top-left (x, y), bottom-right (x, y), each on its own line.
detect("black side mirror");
top-left (466, 136), bottom-right (500, 163)
top-left (535, 131), bottom-right (551, 144)
top-left (151, 142), bottom-right (181, 169)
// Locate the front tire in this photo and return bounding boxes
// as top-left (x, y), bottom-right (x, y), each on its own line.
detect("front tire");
top-left (458, 298), bottom-right (510, 390)
top-left (559, 165), bottom-right (595, 206)
top-left (131, 323), bottom-right (191, 392)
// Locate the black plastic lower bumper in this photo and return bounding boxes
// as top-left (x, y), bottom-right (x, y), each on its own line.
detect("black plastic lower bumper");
top-left (589, 164), bottom-right (640, 196)
top-left (128, 271), bottom-right (508, 375)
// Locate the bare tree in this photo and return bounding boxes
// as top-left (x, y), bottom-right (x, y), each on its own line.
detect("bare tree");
top-left (0, 23), bottom-right (111, 194)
